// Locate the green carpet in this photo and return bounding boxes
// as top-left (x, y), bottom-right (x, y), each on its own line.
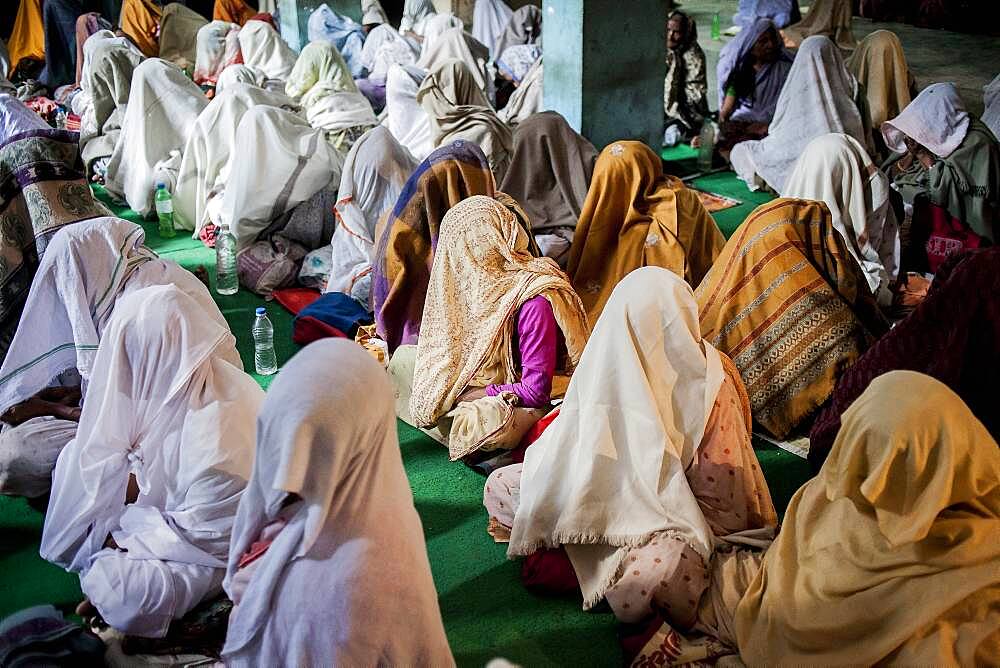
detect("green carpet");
top-left (0, 179), bottom-right (811, 666)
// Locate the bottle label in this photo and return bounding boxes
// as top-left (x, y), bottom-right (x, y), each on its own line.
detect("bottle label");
top-left (155, 199), bottom-right (173, 215)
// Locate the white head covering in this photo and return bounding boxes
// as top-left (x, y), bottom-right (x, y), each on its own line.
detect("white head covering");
top-left (221, 339), bottom-right (454, 666)
top-left (103, 58), bottom-right (208, 216)
top-left (383, 64), bottom-right (434, 160)
top-left (40, 284), bottom-right (262, 575)
top-left (222, 105), bottom-right (344, 249)
top-left (362, 0), bottom-right (389, 25)
top-left (984, 74), bottom-right (1000, 141)
top-left (882, 82), bottom-right (971, 159)
top-left (400, 0), bottom-right (436, 35)
top-left (238, 19), bottom-right (297, 82)
top-left (215, 63), bottom-right (265, 96)
top-left (497, 43), bottom-right (541, 84)
top-left (359, 23), bottom-right (417, 82)
top-left (78, 31), bottom-right (145, 167)
top-left (285, 41), bottom-right (376, 135)
top-left (507, 267), bottom-right (724, 609)
top-left (174, 83), bottom-right (298, 234)
top-left (472, 0), bottom-right (513, 59)
top-left (327, 126), bottom-right (417, 308)
top-left (418, 13), bottom-right (464, 61)
top-left (306, 4), bottom-right (367, 78)
top-left (417, 26), bottom-right (494, 102)
top-left (731, 35), bottom-right (865, 193)
top-left (193, 20), bottom-right (241, 85)
top-left (783, 133), bottom-right (900, 296)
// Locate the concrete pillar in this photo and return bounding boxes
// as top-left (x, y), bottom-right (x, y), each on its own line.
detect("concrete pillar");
top-left (542, 0), bottom-right (666, 150)
top-left (276, 0), bottom-right (363, 51)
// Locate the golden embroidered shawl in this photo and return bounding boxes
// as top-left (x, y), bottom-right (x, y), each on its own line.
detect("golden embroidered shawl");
top-left (695, 198), bottom-right (886, 439)
top-left (736, 371), bottom-right (1000, 664)
top-left (568, 140), bottom-right (725, 327)
top-left (409, 195), bottom-right (588, 427)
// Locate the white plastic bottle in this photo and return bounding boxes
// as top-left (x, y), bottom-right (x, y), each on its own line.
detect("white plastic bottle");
top-left (698, 121), bottom-right (717, 170)
top-left (215, 224), bottom-right (238, 296)
top-left (252, 307), bottom-right (278, 376)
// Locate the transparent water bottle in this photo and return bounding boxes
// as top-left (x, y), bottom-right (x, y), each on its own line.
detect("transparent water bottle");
top-left (55, 108), bottom-right (68, 130)
top-left (698, 121), bottom-right (716, 170)
top-left (252, 307), bottom-right (277, 376)
top-left (215, 224), bottom-right (239, 295)
top-left (154, 183), bottom-right (176, 238)
top-left (711, 12), bottom-right (721, 40)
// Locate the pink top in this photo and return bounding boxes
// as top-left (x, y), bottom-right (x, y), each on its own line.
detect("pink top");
top-left (486, 295), bottom-right (558, 408)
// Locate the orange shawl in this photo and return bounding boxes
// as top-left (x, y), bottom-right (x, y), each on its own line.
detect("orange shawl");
top-left (9, 0), bottom-right (45, 71)
top-left (120, 0), bottom-right (164, 57)
top-left (214, 0), bottom-right (257, 26)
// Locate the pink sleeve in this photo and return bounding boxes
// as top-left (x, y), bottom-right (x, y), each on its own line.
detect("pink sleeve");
top-left (486, 295), bottom-right (557, 408)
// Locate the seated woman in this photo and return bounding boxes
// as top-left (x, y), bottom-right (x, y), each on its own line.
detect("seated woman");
top-left (729, 35), bottom-right (869, 194)
top-left (985, 74), bottom-right (1000, 141)
top-left (0, 94), bottom-right (109, 364)
top-left (500, 111), bottom-right (598, 266)
top-left (732, 0), bottom-right (800, 28)
top-left (696, 198), bottom-right (889, 440)
top-left (77, 30), bottom-right (144, 177)
top-left (782, 0), bottom-right (856, 50)
top-left (883, 83), bottom-right (999, 270)
top-left (174, 81), bottom-right (297, 235)
top-left (119, 0), bottom-right (163, 57)
top-left (238, 18), bottom-right (295, 83)
top-left (326, 126), bottom-right (418, 311)
top-left (157, 3), bottom-right (209, 70)
top-left (663, 11), bottom-right (709, 142)
top-left (0, 218), bottom-right (225, 498)
top-left (567, 140), bottom-right (725, 326)
top-left (221, 340), bottom-right (454, 666)
top-left (306, 4), bottom-right (366, 79)
top-left (221, 105), bottom-right (342, 294)
top-left (399, 0), bottom-right (436, 42)
top-left (384, 63), bottom-right (433, 160)
top-left (496, 44), bottom-right (542, 127)
top-left (488, 267), bottom-right (777, 629)
top-left (285, 41), bottom-right (377, 153)
top-left (494, 5), bottom-right (541, 58)
top-left (847, 30), bottom-right (917, 161)
top-left (783, 133), bottom-right (900, 306)
top-left (72, 12), bottom-right (112, 87)
top-left (355, 20), bottom-right (418, 113)
top-left (630, 371), bottom-right (1000, 665)
top-left (40, 284), bottom-right (263, 638)
top-left (418, 58), bottom-right (513, 184)
top-left (417, 26), bottom-right (492, 102)
top-left (408, 196), bottom-right (588, 460)
top-left (103, 58), bottom-right (208, 217)
top-left (809, 247), bottom-right (1000, 469)
top-left (715, 18), bottom-right (792, 149)
top-left (373, 140), bottom-right (497, 352)
top-left (193, 20), bottom-right (242, 86)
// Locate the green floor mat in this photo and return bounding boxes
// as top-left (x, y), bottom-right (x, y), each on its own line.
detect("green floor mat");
top-left (0, 182), bottom-right (812, 666)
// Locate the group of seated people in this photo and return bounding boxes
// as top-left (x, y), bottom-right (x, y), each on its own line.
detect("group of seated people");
top-left (0, 0), bottom-right (998, 664)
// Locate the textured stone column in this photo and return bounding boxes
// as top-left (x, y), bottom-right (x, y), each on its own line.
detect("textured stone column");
top-left (542, 0), bottom-right (666, 149)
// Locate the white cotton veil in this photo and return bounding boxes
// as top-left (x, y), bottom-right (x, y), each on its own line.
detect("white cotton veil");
top-left (238, 20), bottom-right (296, 83)
top-left (882, 82), bottom-right (971, 159)
top-left (383, 64), bottom-right (434, 160)
top-left (472, 0), bottom-right (513, 59)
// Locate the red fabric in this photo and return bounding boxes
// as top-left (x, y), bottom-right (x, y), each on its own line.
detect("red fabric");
top-left (521, 547), bottom-right (579, 594)
top-left (619, 615), bottom-right (669, 666)
top-left (248, 13), bottom-right (277, 29)
top-left (925, 202), bottom-right (983, 273)
top-left (292, 315), bottom-right (348, 345)
top-left (510, 407), bottom-right (560, 464)
top-left (199, 222), bottom-right (218, 248)
top-left (272, 287), bottom-right (322, 315)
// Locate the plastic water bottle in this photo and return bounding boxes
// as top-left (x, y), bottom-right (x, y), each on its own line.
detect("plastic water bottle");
top-left (698, 121), bottom-right (716, 170)
top-left (55, 108), bottom-right (68, 129)
top-left (154, 183), bottom-right (176, 238)
top-left (215, 224), bottom-right (239, 295)
top-left (252, 307), bottom-right (278, 376)
top-left (711, 12), bottom-right (721, 40)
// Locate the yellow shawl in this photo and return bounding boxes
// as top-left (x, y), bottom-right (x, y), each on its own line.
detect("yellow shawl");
top-left (9, 0), bottom-right (45, 71)
top-left (568, 140), bottom-right (724, 327)
top-left (410, 195), bottom-right (588, 427)
top-left (736, 371), bottom-right (1000, 665)
top-left (847, 30), bottom-right (914, 129)
top-left (120, 0), bottom-right (164, 58)
top-left (695, 198), bottom-right (886, 439)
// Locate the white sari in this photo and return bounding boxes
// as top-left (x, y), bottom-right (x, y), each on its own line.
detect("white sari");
top-left (103, 58), bottom-right (208, 217)
top-left (41, 284), bottom-right (263, 638)
top-left (222, 340), bottom-right (453, 667)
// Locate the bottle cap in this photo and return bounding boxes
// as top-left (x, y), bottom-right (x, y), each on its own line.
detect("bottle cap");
top-left (256, 307), bottom-right (266, 316)
top-left (156, 182), bottom-right (166, 189)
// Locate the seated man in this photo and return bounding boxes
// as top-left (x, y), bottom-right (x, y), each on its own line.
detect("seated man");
top-left (663, 10), bottom-right (709, 143)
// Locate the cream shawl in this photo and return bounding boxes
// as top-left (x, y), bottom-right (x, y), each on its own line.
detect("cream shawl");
top-left (238, 20), bottom-right (296, 82)
top-left (882, 82), bottom-right (970, 158)
top-left (507, 267), bottom-right (724, 610)
top-left (383, 64), bottom-right (433, 160)
top-left (783, 133), bottom-right (900, 297)
top-left (736, 371), bottom-right (1000, 664)
top-left (193, 20), bottom-right (241, 85)
top-left (409, 195), bottom-right (588, 427)
top-left (417, 26), bottom-right (493, 100)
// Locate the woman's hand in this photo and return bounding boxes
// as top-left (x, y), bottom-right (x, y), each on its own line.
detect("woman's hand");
top-left (457, 387), bottom-right (488, 403)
